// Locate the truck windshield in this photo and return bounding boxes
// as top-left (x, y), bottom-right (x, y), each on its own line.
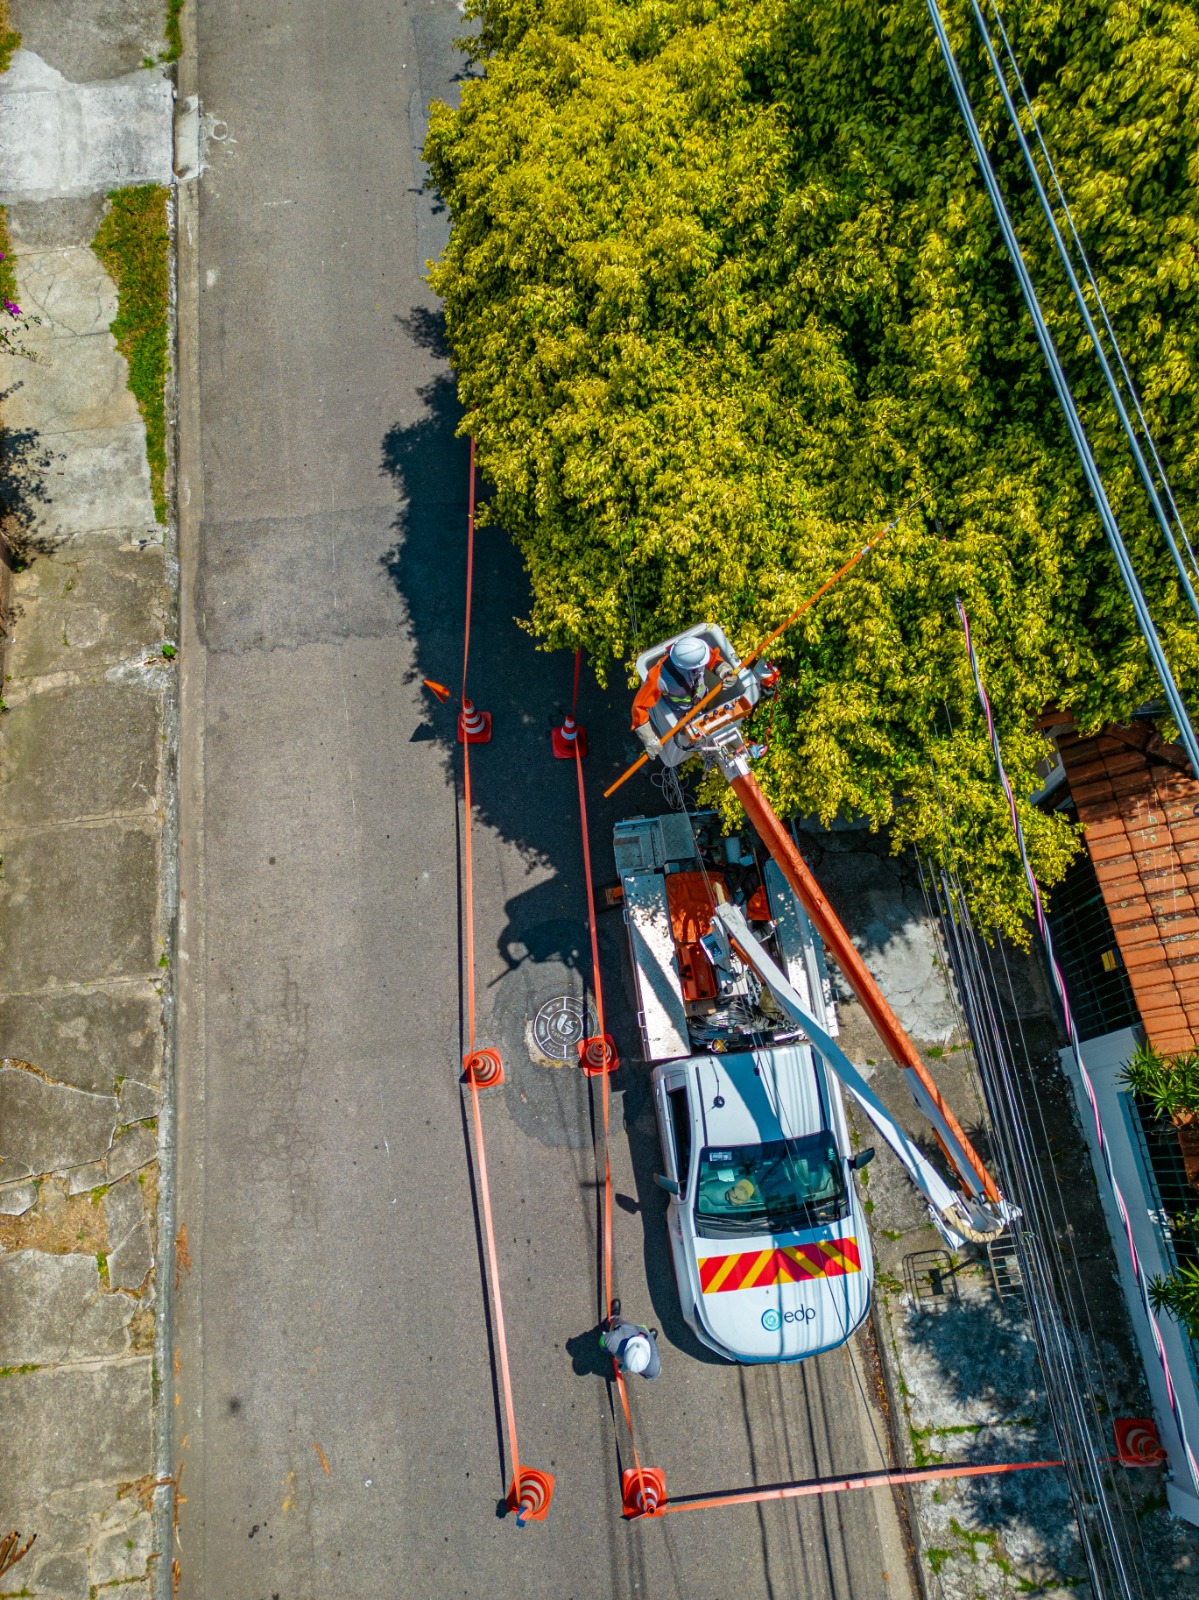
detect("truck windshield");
top-left (695, 1133), bottom-right (846, 1237)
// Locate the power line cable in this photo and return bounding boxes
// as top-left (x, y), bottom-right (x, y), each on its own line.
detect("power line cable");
top-left (923, 0), bottom-right (1199, 778)
top-left (923, 704), bottom-right (1155, 1594)
top-left (970, 0), bottom-right (1199, 622)
top-left (980, 0), bottom-right (1199, 592)
top-left (921, 853), bottom-right (1153, 1599)
top-left (955, 597), bottom-right (1199, 1496)
top-left (917, 844), bottom-right (1142, 1600)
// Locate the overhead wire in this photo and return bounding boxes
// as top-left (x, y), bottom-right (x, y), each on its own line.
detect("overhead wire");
top-left (923, 0), bottom-right (1199, 779)
top-left (969, 0), bottom-right (1199, 624)
top-left (917, 848), bottom-right (1147, 1600)
top-left (923, 699), bottom-right (1155, 1596)
top-left (982, 895), bottom-right (1159, 1590)
top-left (956, 599), bottom-right (1199, 1499)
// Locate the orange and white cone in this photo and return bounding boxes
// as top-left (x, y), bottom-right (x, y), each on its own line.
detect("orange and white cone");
top-left (552, 714), bottom-right (588, 759)
top-left (508, 1466), bottom-right (555, 1525)
top-left (621, 1466), bottom-right (666, 1519)
top-left (1114, 1419), bottom-right (1167, 1466)
top-left (458, 698), bottom-right (492, 744)
top-left (463, 1048), bottom-right (505, 1088)
top-left (578, 1034), bottom-right (618, 1077)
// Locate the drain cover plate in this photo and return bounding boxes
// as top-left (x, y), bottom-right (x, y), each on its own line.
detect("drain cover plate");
top-left (530, 995), bottom-right (597, 1067)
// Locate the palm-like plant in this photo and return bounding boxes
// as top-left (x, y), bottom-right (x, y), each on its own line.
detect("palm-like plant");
top-left (1121, 1042), bottom-right (1199, 1123)
top-left (1149, 1263), bottom-right (1199, 1342)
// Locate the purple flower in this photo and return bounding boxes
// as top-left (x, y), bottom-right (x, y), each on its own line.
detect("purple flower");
top-left (3, 299), bottom-right (20, 317)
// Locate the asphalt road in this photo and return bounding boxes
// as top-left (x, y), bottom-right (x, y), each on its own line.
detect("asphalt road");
top-left (173, 4), bottom-right (918, 1596)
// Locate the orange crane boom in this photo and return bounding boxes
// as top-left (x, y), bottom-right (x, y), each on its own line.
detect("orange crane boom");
top-left (619, 616), bottom-right (1007, 1227)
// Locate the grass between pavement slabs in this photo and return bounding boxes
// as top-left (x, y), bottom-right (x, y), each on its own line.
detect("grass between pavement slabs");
top-left (0, 205), bottom-right (16, 310)
top-left (0, 1), bottom-right (19, 76)
top-left (164, 0), bottom-right (183, 63)
top-left (93, 186), bottom-right (171, 523)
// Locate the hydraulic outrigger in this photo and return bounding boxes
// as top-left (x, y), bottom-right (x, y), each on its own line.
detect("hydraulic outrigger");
top-left (614, 622), bottom-right (1012, 1248)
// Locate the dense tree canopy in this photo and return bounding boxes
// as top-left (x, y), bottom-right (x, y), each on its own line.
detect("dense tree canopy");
top-left (425, 0), bottom-right (1199, 934)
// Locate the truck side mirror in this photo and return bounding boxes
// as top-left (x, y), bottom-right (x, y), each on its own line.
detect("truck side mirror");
top-left (654, 1173), bottom-right (680, 1195)
top-left (851, 1148), bottom-right (875, 1171)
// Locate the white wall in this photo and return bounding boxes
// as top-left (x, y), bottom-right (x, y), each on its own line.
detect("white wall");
top-left (1061, 1027), bottom-right (1199, 1526)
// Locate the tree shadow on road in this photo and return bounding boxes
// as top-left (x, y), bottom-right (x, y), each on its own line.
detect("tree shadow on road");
top-left (377, 304), bottom-right (703, 1428)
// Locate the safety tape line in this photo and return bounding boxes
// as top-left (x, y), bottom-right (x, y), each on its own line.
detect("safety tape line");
top-left (459, 438), bottom-right (526, 1501)
top-left (570, 703), bottom-right (652, 1500)
top-left (958, 597), bottom-right (1199, 1495)
top-left (648, 1459), bottom-right (1064, 1518)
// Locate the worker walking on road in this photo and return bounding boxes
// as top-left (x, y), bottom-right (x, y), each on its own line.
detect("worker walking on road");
top-left (601, 1300), bottom-right (661, 1380)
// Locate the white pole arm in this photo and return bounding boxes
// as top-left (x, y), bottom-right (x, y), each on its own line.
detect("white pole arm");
top-left (713, 903), bottom-right (1011, 1247)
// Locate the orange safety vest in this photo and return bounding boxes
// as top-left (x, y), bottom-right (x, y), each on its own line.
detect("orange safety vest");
top-left (631, 644), bottom-right (722, 729)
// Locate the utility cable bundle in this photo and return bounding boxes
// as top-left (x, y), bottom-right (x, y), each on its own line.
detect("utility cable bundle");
top-left (927, 601), bottom-right (1199, 1599)
top-left (919, 858), bottom-right (1150, 1600)
top-left (968, 0), bottom-right (1199, 624)
top-left (924, 0), bottom-right (1199, 777)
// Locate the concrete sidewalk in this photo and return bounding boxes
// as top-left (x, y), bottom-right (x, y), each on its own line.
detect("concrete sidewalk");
top-left (802, 817), bottom-right (1199, 1598)
top-left (0, 4), bottom-right (177, 1596)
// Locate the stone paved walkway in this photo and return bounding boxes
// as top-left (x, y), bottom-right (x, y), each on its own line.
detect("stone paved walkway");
top-left (0, 177), bottom-right (174, 1600)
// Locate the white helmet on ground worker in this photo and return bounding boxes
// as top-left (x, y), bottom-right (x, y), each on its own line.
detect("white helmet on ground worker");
top-left (622, 1334), bottom-right (653, 1374)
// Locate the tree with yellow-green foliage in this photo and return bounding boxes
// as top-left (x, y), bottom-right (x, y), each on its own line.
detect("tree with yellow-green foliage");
top-left (425, 0), bottom-right (1199, 936)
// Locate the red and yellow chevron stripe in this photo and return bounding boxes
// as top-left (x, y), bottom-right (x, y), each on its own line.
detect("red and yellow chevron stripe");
top-left (699, 1237), bottom-right (862, 1295)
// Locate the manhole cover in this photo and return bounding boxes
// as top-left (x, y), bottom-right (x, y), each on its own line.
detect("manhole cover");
top-left (530, 995), bottom-right (597, 1067)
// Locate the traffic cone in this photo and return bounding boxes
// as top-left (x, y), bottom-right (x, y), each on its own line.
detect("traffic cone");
top-left (1114, 1419), bottom-right (1167, 1466)
top-left (458, 699), bottom-right (492, 744)
top-left (463, 1048), bottom-right (505, 1089)
top-left (552, 714), bottom-right (588, 759)
top-left (507, 1466), bottom-right (555, 1525)
top-left (578, 1034), bottom-right (619, 1077)
top-left (621, 1466), bottom-right (666, 1519)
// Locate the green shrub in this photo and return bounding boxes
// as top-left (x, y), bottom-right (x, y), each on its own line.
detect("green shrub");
top-left (1149, 1260), bottom-right (1199, 1342)
top-left (425, 0), bottom-right (1199, 936)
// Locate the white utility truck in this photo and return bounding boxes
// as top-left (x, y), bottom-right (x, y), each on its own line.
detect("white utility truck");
top-left (612, 623), bottom-right (1014, 1364)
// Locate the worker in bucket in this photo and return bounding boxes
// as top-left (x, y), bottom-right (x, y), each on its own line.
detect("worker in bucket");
top-left (632, 633), bottom-right (737, 764)
top-left (601, 1300), bottom-right (661, 1380)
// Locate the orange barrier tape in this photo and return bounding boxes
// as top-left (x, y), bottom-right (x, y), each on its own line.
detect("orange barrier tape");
top-left (458, 439), bottom-right (531, 1508)
top-left (571, 717), bottom-right (656, 1509)
top-left (573, 742), bottom-right (612, 1315)
top-left (644, 1459), bottom-right (1065, 1519)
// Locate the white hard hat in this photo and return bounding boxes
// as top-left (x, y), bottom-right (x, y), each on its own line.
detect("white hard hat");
top-left (669, 635), bottom-right (709, 673)
top-left (623, 1334), bottom-right (652, 1374)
